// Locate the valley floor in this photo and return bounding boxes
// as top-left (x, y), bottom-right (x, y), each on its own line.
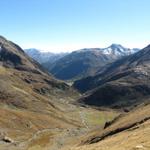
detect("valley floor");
top-left (0, 103), bottom-right (118, 150)
top-left (64, 102), bottom-right (150, 150)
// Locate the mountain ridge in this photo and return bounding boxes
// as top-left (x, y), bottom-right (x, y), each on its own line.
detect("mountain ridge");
top-left (74, 44), bottom-right (150, 108)
top-left (45, 44), bottom-right (140, 80)
top-left (24, 48), bottom-right (68, 64)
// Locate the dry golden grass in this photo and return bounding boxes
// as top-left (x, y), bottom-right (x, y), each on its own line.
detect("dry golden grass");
top-left (0, 68), bottom-right (149, 150)
top-left (64, 103), bottom-right (150, 150)
top-left (0, 62), bottom-right (81, 150)
top-left (69, 120), bottom-right (150, 150)
top-left (0, 67), bottom-right (119, 150)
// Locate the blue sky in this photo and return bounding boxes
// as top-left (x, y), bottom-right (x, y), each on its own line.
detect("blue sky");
top-left (0, 0), bottom-right (150, 52)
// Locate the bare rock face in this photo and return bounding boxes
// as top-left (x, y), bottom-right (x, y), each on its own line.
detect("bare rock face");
top-left (0, 132), bottom-right (14, 144)
top-left (2, 136), bottom-right (14, 143)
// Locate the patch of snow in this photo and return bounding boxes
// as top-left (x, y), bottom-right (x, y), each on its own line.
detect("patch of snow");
top-left (0, 45), bottom-right (2, 51)
top-left (103, 48), bottom-right (113, 55)
top-left (134, 67), bottom-right (148, 76)
top-left (102, 44), bottom-right (140, 56)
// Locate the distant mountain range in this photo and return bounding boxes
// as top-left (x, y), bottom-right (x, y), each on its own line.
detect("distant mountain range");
top-left (24, 48), bottom-right (68, 64)
top-left (33, 44), bottom-right (139, 80)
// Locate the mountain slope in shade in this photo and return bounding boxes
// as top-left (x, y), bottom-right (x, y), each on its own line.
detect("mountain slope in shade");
top-left (24, 48), bottom-right (68, 64)
top-left (74, 44), bottom-right (150, 108)
top-left (48, 44), bottom-right (139, 80)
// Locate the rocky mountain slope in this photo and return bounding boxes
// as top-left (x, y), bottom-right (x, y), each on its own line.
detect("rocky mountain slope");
top-left (74, 44), bottom-right (150, 108)
top-left (0, 36), bottom-right (81, 150)
top-left (48, 44), bottom-right (139, 80)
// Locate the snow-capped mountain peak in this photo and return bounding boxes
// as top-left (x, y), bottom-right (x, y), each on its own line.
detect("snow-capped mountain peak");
top-left (102, 44), bottom-right (140, 56)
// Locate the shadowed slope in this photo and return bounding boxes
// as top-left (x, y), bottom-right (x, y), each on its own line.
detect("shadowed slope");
top-left (74, 45), bottom-right (150, 108)
top-left (48, 45), bottom-right (139, 81)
